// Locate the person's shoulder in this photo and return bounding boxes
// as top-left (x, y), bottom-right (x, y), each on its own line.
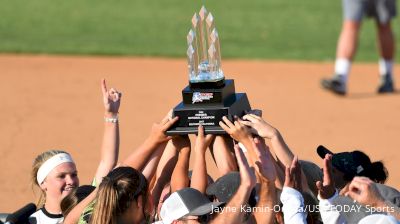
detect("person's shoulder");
top-left (29, 209), bottom-right (42, 220)
top-left (299, 160), bottom-right (323, 190)
top-left (375, 183), bottom-right (400, 206)
top-left (299, 160), bottom-right (322, 176)
top-left (375, 183), bottom-right (399, 194)
top-left (28, 210), bottom-right (40, 224)
top-left (29, 208), bottom-right (64, 224)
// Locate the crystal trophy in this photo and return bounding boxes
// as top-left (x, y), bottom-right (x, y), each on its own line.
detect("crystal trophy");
top-left (167, 6), bottom-right (251, 135)
top-left (187, 6), bottom-right (225, 88)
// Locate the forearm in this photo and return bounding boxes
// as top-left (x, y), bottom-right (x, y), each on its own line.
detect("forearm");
top-left (211, 136), bottom-right (237, 176)
top-left (239, 136), bottom-right (258, 166)
top-left (63, 188), bottom-right (98, 224)
top-left (141, 143), bottom-right (166, 182)
top-left (190, 150), bottom-right (207, 193)
top-left (151, 143), bottom-right (180, 212)
top-left (269, 133), bottom-right (310, 192)
top-left (170, 147), bottom-right (190, 193)
top-left (254, 181), bottom-right (276, 224)
top-left (95, 112), bottom-right (119, 184)
top-left (270, 132), bottom-right (294, 167)
top-left (122, 137), bottom-right (159, 171)
top-left (151, 141), bottom-right (179, 196)
top-left (273, 159), bottom-right (285, 191)
top-left (211, 185), bottom-right (252, 224)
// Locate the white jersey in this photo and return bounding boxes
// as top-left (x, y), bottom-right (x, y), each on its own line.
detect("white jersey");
top-left (29, 207), bottom-right (63, 224)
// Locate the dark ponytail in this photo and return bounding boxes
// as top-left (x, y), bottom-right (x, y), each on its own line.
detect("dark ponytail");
top-left (352, 151), bottom-right (388, 184)
top-left (366, 161), bottom-right (388, 184)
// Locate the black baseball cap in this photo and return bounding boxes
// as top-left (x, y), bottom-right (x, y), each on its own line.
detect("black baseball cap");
top-left (317, 145), bottom-right (372, 177)
top-left (206, 172), bottom-right (257, 207)
top-left (75, 185), bottom-right (96, 203)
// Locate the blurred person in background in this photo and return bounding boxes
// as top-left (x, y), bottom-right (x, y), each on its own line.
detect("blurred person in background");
top-left (321, 0), bottom-right (396, 95)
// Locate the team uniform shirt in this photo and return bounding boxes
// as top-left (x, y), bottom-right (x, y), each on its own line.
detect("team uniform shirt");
top-left (78, 178), bottom-right (97, 224)
top-left (29, 207), bottom-right (63, 224)
top-left (280, 186), bottom-right (307, 224)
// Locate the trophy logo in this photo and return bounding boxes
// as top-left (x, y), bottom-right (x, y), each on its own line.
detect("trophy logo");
top-left (192, 92), bottom-right (214, 104)
top-left (167, 6), bottom-right (252, 135)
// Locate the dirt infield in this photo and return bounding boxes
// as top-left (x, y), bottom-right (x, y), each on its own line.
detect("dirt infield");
top-left (0, 54), bottom-right (399, 212)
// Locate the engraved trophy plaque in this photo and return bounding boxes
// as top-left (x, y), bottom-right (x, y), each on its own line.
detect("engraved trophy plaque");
top-left (167, 6), bottom-right (251, 135)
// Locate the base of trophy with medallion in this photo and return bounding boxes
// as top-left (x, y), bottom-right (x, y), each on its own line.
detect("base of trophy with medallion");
top-left (166, 6), bottom-right (251, 135)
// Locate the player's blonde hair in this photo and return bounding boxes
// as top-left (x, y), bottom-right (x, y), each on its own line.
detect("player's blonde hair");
top-left (31, 150), bottom-right (69, 207)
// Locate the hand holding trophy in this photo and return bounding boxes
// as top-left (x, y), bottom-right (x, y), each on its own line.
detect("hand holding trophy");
top-left (167, 6), bottom-right (251, 135)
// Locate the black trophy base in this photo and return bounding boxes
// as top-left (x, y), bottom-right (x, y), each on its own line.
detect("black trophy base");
top-left (166, 93), bottom-right (251, 135)
top-left (189, 78), bottom-right (225, 89)
top-left (182, 79), bottom-right (235, 105)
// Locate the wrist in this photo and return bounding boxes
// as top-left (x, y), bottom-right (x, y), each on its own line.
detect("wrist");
top-left (270, 129), bottom-right (281, 140)
top-left (104, 112), bottom-right (118, 118)
top-left (239, 183), bottom-right (255, 192)
top-left (195, 148), bottom-right (207, 155)
top-left (144, 136), bottom-right (160, 148)
top-left (104, 113), bottom-right (118, 123)
top-left (318, 189), bottom-right (338, 202)
top-left (374, 199), bottom-right (388, 209)
top-left (240, 136), bottom-right (253, 145)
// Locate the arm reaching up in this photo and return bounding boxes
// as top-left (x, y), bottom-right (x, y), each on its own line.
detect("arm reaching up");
top-left (211, 144), bottom-right (256, 224)
top-left (240, 114), bottom-right (294, 167)
top-left (240, 114), bottom-right (311, 193)
top-left (122, 111), bottom-right (178, 171)
top-left (65, 79), bottom-right (121, 223)
top-left (95, 79), bottom-right (121, 185)
top-left (280, 156), bottom-right (307, 224)
top-left (209, 135), bottom-right (238, 176)
top-left (251, 137), bottom-right (277, 224)
top-left (219, 116), bottom-right (257, 165)
top-left (191, 125), bottom-right (214, 194)
top-left (170, 135), bottom-right (191, 193)
top-left (316, 154), bottom-right (346, 224)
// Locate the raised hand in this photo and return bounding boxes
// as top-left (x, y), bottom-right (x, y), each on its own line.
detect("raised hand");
top-left (101, 78), bottom-right (121, 115)
top-left (239, 114), bottom-right (278, 139)
top-left (219, 116), bottom-right (252, 143)
top-left (194, 125), bottom-right (214, 154)
top-left (316, 154), bottom-right (336, 199)
top-left (253, 137), bottom-right (276, 183)
top-left (148, 111), bottom-right (179, 144)
top-left (234, 144), bottom-right (257, 190)
top-left (284, 156), bottom-right (302, 191)
top-left (346, 177), bottom-right (385, 207)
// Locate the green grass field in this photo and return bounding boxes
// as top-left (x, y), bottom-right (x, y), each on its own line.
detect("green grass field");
top-left (0, 0), bottom-right (399, 61)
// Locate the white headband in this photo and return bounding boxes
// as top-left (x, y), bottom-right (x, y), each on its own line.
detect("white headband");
top-left (37, 153), bottom-right (75, 184)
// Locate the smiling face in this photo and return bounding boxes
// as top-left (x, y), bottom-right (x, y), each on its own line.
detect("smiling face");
top-left (40, 162), bottom-right (79, 202)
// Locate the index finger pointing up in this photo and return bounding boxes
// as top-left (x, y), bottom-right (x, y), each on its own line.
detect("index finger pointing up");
top-left (323, 154), bottom-right (333, 185)
top-left (101, 78), bottom-right (108, 96)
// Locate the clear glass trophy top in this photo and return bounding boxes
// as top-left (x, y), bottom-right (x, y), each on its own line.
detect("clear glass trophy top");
top-left (187, 6), bottom-right (224, 86)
